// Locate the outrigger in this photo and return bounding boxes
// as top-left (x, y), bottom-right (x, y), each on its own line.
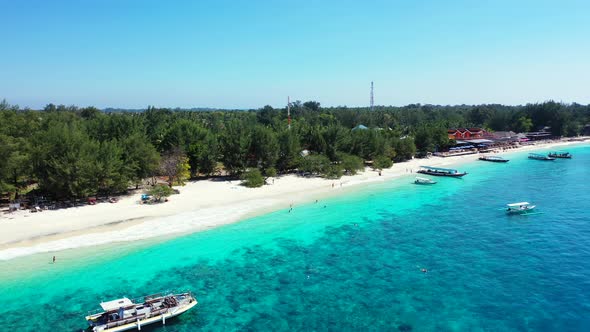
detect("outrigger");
top-left (548, 151), bottom-right (572, 159)
top-left (505, 202), bottom-right (541, 215)
top-left (417, 166), bottom-right (467, 177)
top-left (85, 291), bottom-right (197, 332)
top-left (528, 153), bottom-right (555, 161)
top-left (479, 155), bottom-right (509, 163)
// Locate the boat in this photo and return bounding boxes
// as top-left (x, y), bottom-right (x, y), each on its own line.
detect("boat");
top-left (528, 153), bottom-right (555, 161)
top-left (416, 166), bottom-right (467, 177)
top-left (85, 291), bottom-right (197, 332)
top-left (505, 202), bottom-right (537, 215)
top-left (548, 151), bottom-right (572, 159)
top-left (414, 177), bottom-right (436, 185)
top-left (479, 155), bottom-right (509, 163)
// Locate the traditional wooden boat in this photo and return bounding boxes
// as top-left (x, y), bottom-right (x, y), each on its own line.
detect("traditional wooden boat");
top-left (479, 155), bottom-right (509, 163)
top-left (505, 202), bottom-right (537, 215)
top-left (85, 291), bottom-right (197, 332)
top-left (548, 151), bottom-right (572, 159)
top-left (528, 153), bottom-right (555, 161)
top-left (414, 177), bottom-right (436, 185)
top-left (417, 166), bottom-right (467, 177)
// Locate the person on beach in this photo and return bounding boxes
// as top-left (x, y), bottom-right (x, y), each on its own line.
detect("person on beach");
top-left (52, 256), bottom-right (56, 263)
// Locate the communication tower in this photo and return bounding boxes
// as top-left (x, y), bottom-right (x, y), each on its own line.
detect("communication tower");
top-left (370, 81), bottom-right (374, 111)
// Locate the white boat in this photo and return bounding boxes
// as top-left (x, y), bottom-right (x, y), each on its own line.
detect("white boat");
top-left (85, 291), bottom-right (197, 332)
top-left (414, 177), bottom-right (436, 185)
top-left (505, 202), bottom-right (536, 214)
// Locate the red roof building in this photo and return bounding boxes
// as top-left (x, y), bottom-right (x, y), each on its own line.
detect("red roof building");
top-left (447, 128), bottom-right (485, 140)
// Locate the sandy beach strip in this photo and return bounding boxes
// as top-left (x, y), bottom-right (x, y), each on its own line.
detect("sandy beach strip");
top-left (0, 139), bottom-right (587, 261)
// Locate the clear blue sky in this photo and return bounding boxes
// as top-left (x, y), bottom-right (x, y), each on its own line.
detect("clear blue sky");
top-left (1, 0), bottom-right (589, 109)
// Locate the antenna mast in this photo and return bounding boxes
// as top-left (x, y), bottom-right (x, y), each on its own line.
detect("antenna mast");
top-left (287, 96), bottom-right (291, 129)
top-left (370, 81), bottom-right (374, 111)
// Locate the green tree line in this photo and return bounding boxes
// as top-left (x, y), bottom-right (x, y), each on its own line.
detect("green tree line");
top-left (0, 99), bottom-right (588, 198)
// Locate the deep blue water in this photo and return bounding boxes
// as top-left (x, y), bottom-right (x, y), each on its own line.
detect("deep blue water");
top-left (0, 145), bottom-right (589, 331)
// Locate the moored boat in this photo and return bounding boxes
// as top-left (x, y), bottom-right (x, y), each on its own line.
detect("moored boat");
top-left (505, 202), bottom-right (536, 215)
top-left (85, 291), bottom-right (197, 332)
top-left (528, 153), bottom-right (555, 161)
top-left (548, 151), bottom-right (572, 159)
top-left (417, 166), bottom-right (467, 177)
top-left (479, 155), bottom-right (509, 163)
top-left (414, 177), bottom-right (436, 185)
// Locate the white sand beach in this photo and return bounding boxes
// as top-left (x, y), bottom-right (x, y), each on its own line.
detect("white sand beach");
top-left (0, 138), bottom-right (587, 260)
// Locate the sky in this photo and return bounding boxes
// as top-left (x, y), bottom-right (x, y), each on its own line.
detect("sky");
top-left (1, 0), bottom-right (589, 109)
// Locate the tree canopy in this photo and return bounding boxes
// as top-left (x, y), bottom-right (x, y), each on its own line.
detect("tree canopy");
top-left (0, 99), bottom-right (588, 200)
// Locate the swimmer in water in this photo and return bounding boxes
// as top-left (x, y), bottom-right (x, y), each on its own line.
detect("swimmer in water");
top-left (421, 268), bottom-right (427, 273)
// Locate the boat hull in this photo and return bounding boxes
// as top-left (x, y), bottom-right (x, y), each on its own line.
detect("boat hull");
top-left (528, 156), bottom-right (555, 161)
top-left (417, 170), bottom-right (467, 177)
top-left (479, 157), bottom-right (509, 163)
top-left (506, 205), bottom-right (537, 215)
top-left (414, 181), bottom-right (436, 185)
top-left (91, 300), bottom-right (197, 332)
top-left (86, 292), bottom-right (197, 332)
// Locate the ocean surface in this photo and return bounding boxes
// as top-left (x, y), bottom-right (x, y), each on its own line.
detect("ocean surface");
top-left (1, 145), bottom-right (589, 332)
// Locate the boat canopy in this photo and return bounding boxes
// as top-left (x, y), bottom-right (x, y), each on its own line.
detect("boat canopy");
top-left (507, 202), bottom-right (530, 207)
top-left (100, 298), bottom-right (133, 311)
top-left (420, 166), bottom-right (458, 173)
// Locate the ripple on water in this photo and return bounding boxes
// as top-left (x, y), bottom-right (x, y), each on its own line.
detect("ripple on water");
top-left (0, 145), bottom-right (589, 331)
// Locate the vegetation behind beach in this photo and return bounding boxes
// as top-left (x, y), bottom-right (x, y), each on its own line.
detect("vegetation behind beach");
top-left (0, 100), bottom-right (588, 199)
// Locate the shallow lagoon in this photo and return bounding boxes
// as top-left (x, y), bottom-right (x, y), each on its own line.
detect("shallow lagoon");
top-left (1, 145), bottom-right (589, 331)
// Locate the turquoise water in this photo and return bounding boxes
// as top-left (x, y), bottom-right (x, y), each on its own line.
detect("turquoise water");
top-left (1, 145), bottom-right (589, 331)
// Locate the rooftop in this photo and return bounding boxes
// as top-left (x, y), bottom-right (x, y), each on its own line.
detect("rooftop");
top-left (507, 202), bottom-right (530, 206)
top-left (100, 298), bottom-right (133, 311)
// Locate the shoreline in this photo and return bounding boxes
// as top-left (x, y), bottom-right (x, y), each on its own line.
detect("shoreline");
top-left (0, 138), bottom-right (588, 261)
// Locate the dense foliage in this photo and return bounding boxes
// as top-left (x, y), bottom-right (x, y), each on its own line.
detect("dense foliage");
top-left (241, 169), bottom-right (265, 188)
top-left (149, 184), bottom-right (174, 202)
top-left (0, 99), bottom-right (588, 199)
